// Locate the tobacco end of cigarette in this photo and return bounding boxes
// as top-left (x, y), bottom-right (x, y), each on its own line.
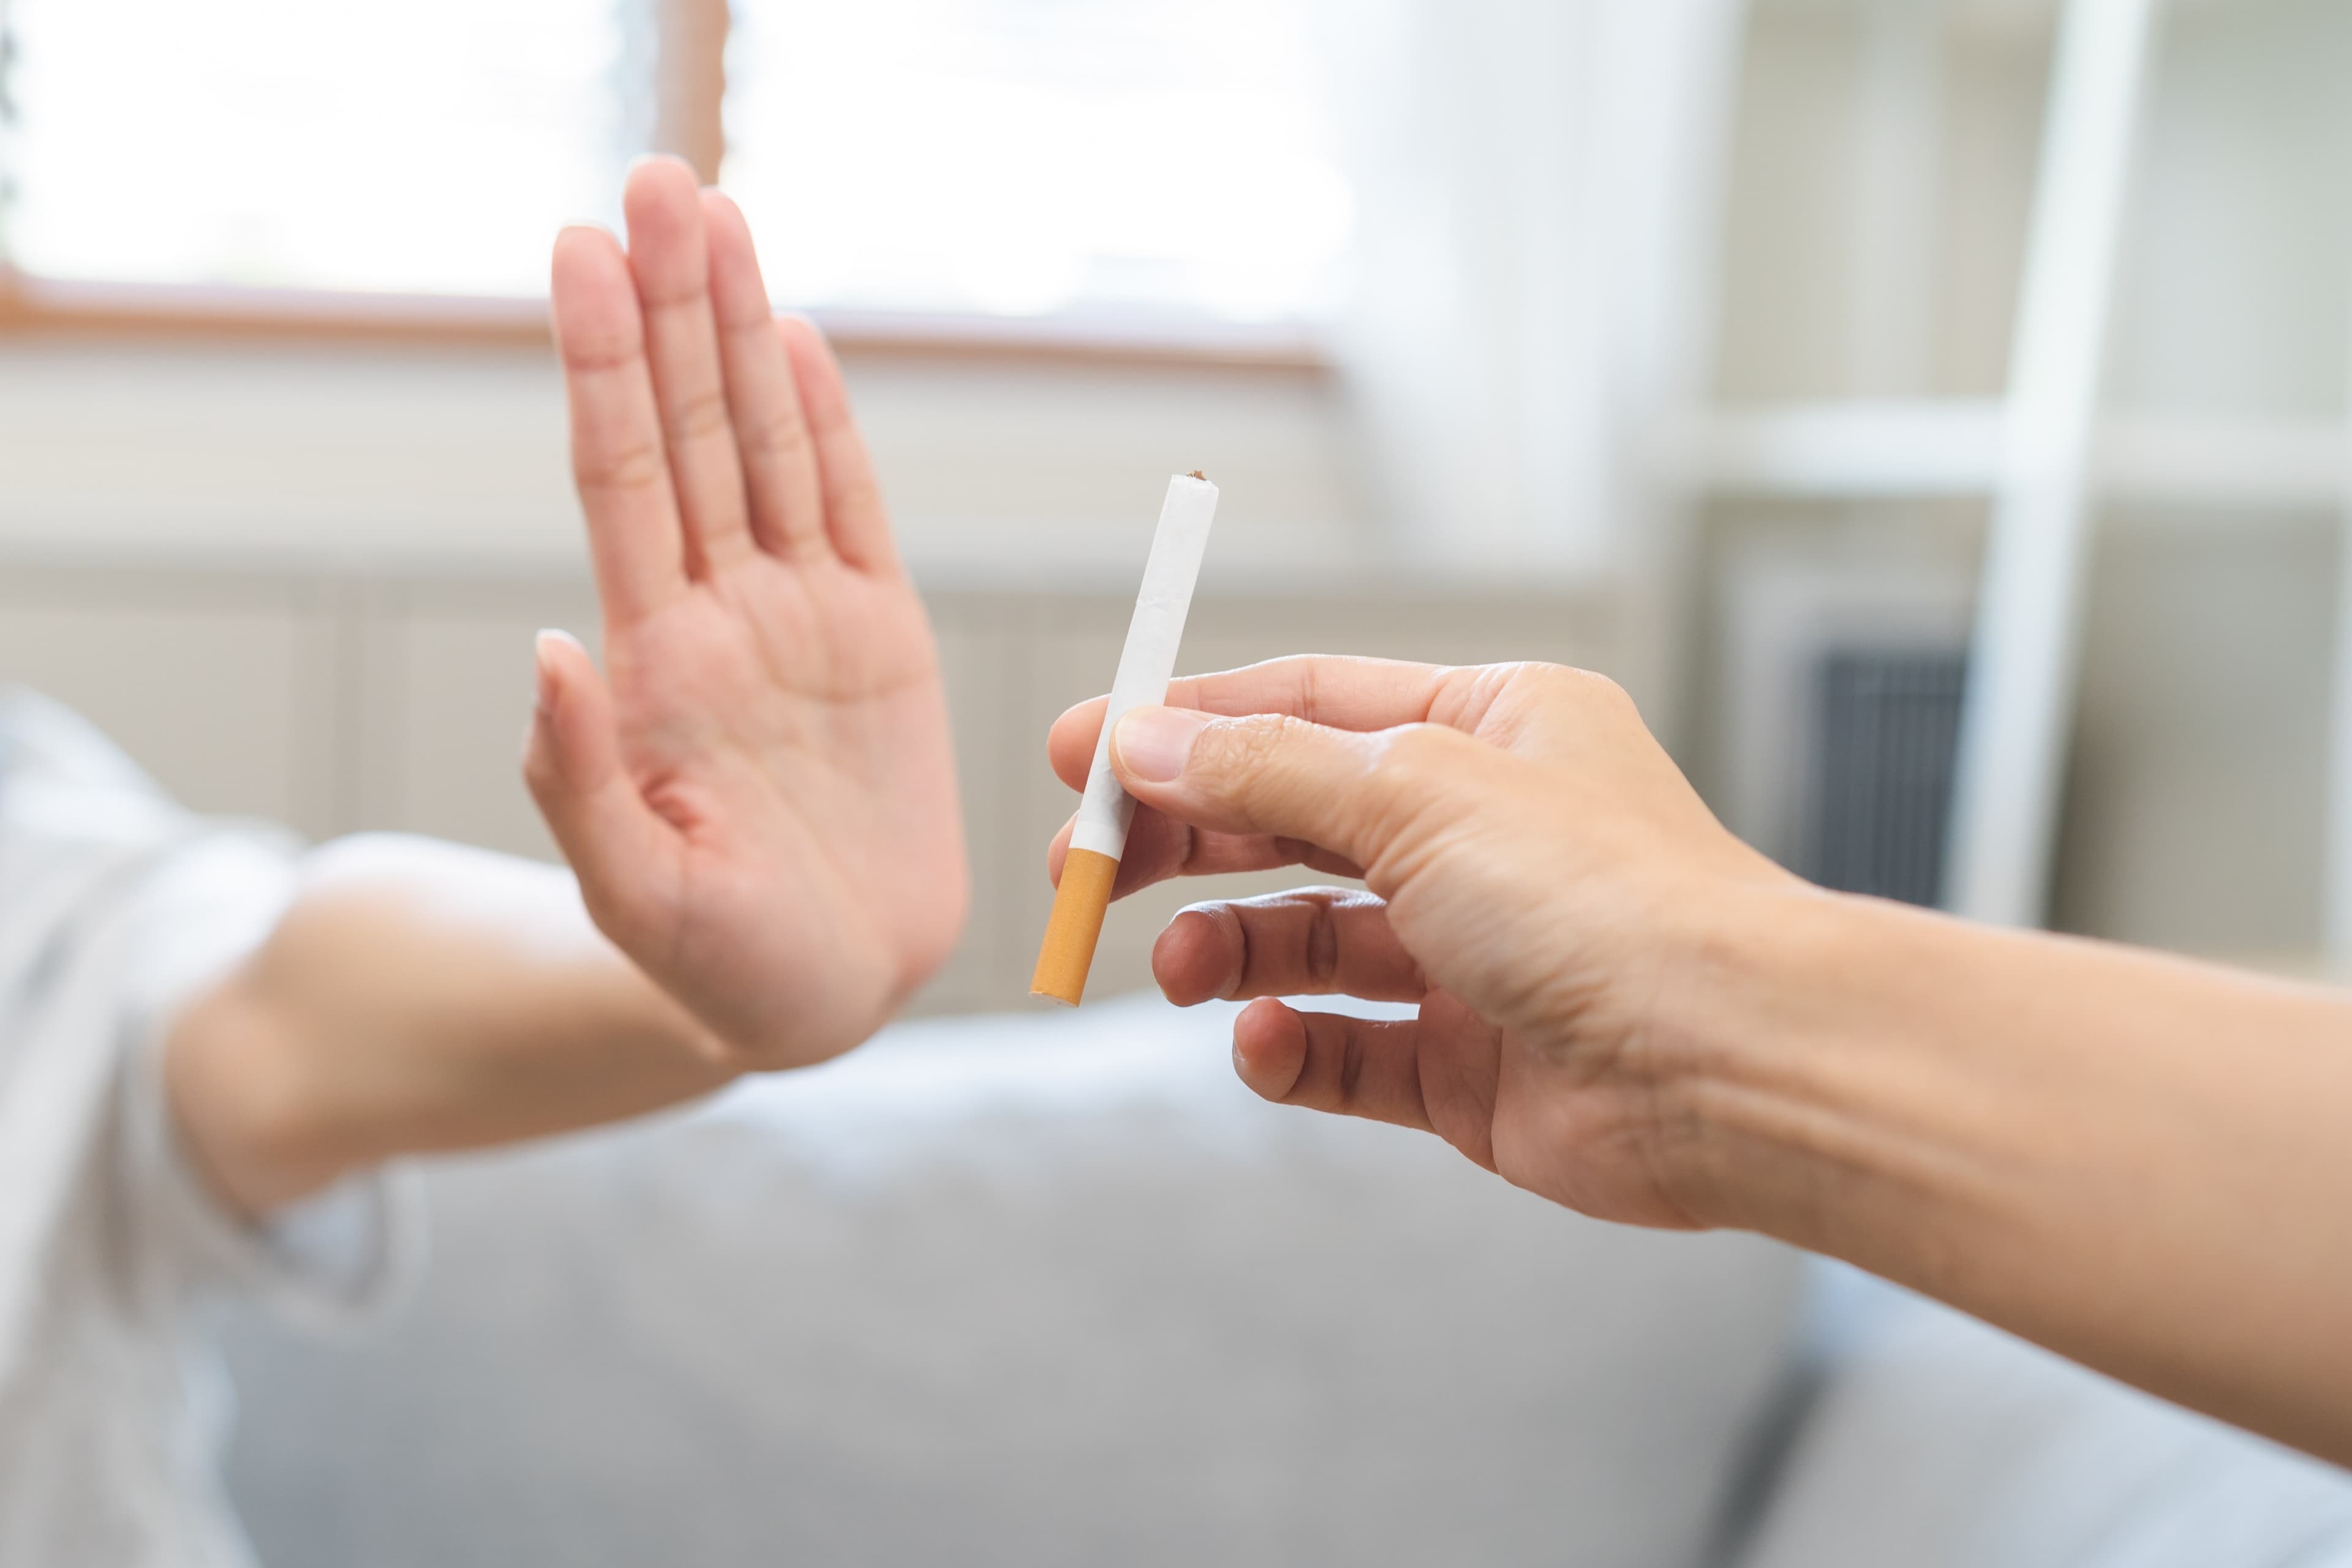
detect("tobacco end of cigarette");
top-left (1030, 848), bottom-right (1121, 1006)
top-left (1187, 469), bottom-right (1207, 481)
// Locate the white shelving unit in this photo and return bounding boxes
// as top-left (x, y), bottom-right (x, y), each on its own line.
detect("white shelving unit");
top-left (1687, 0), bottom-right (2352, 943)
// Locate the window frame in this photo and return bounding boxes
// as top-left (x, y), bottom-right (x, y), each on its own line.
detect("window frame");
top-left (0, 0), bottom-right (1330, 374)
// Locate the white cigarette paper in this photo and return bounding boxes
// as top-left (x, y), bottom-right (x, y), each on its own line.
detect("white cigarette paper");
top-left (1070, 472), bottom-right (1221, 861)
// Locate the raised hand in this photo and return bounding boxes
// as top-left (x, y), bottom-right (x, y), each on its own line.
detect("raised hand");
top-left (1044, 657), bottom-right (1793, 1227)
top-left (529, 158), bottom-right (967, 1068)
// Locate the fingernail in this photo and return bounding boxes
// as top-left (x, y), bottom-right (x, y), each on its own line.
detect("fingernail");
top-left (1111, 706), bottom-right (1212, 785)
top-left (532, 628), bottom-right (578, 714)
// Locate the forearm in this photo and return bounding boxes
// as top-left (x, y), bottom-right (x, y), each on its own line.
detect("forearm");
top-left (1670, 886), bottom-right (2352, 1463)
top-left (165, 835), bottom-right (741, 1216)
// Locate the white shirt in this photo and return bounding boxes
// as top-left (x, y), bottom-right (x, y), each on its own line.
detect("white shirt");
top-left (0, 692), bottom-right (412, 1568)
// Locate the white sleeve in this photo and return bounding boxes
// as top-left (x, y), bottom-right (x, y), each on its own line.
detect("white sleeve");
top-left (110, 827), bottom-right (422, 1330)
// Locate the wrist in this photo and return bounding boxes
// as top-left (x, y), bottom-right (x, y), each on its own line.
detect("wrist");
top-left (1640, 879), bottom-right (1917, 1239)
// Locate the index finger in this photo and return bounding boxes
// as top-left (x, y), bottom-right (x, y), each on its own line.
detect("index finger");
top-left (551, 225), bottom-right (688, 623)
top-left (1044, 805), bottom-right (1364, 899)
top-left (1048, 655), bottom-right (1455, 792)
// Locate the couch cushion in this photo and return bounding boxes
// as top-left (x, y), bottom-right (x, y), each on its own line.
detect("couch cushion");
top-left (223, 995), bottom-right (1804, 1568)
top-left (1733, 1267), bottom-right (2352, 1568)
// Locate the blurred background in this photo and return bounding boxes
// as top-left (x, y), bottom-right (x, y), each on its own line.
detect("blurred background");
top-left (0, 0), bottom-right (2347, 1009)
top-left (10, 5), bottom-right (2352, 1562)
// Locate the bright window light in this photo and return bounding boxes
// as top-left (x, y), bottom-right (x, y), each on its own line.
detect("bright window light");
top-left (2, 0), bottom-right (624, 297)
top-left (0, 0), bottom-right (1352, 323)
top-left (722, 0), bottom-right (1353, 323)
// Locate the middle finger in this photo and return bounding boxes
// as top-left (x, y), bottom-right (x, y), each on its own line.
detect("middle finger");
top-left (1046, 808), bottom-right (1364, 900)
top-left (622, 157), bottom-right (756, 578)
top-left (1153, 888), bottom-right (1425, 1006)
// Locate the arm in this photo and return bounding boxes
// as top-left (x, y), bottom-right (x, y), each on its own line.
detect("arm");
top-left (1681, 888), bottom-right (2352, 1467)
top-left (1044, 657), bottom-right (2352, 1466)
top-left (166, 157), bottom-right (966, 1216)
top-left (165, 835), bottom-right (733, 1215)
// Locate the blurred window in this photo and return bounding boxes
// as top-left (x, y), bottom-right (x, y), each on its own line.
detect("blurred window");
top-left (723, 0), bottom-right (1351, 322)
top-left (0, 0), bottom-right (1349, 325)
top-left (1, 0), bottom-right (625, 298)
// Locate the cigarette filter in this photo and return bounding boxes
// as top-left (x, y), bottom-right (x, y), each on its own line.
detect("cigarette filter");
top-left (1031, 471), bottom-right (1221, 1005)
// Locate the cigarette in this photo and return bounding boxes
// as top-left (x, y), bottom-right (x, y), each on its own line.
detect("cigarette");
top-left (1031, 470), bottom-right (1221, 1006)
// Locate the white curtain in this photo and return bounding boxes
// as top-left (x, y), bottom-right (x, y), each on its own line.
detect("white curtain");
top-left (1315, 0), bottom-right (1746, 579)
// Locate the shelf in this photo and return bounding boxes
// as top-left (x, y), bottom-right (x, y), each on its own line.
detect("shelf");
top-left (1695, 401), bottom-right (2348, 510)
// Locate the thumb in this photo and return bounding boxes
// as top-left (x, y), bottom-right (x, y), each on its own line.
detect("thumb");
top-left (522, 630), bottom-right (678, 943)
top-left (1109, 706), bottom-right (1483, 875)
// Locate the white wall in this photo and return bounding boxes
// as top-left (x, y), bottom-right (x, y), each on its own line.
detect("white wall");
top-left (0, 339), bottom-right (1373, 582)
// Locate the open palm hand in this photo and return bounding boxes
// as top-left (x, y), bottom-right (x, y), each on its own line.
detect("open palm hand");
top-left (527, 159), bottom-right (967, 1068)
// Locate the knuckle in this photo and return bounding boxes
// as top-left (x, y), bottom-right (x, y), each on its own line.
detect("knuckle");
top-left (1295, 655), bottom-right (1324, 723)
top-left (1585, 671), bottom-right (1639, 717)
top-left (1488, 662), bottom-right (1645, 749)
top-left (1357, 723), bottom-right (1484, 881)
top-left (521, 747), bottom-right (557, 801)
top-left (1334, 1019), bottom-right (1368, 1106)
top-left (665, 386), bottom-right (733, 447)
top-left (739, 413), bottom-right (812, 466)
top-left (1198, 711), bottom-right (1304, 783)
top-left (561, 339), bottom-right (638, 375)
top-left (1540, 660), bottom-right (1635, 716)
top-left (1303, 897), bottom-right (1340, 986)
top-left (1370, 722), bottom-right (1467, 795)
top-left (1518, 660), bottom-right (1586, 700)
top-left (573, 439), bottom-right (668, 497)
top-left (519, 726), bottom-right (563, 802)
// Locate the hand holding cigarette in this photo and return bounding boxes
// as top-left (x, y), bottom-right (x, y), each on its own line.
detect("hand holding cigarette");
top-left (1048, 654), bottom-right (2352, 1470)
top-left (1046, 655), bottom-right (1774, 1227)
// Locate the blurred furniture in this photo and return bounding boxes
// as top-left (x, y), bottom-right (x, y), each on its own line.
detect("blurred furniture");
top-left (1737, 1268), bottom-right (2352, 1566)
top-left (220, 997), bottom-right (1806, 1568)
top-left (217, 996), bottom-right (2352, 1568)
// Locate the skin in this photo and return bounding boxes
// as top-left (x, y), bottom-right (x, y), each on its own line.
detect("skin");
top-left (167, 157), bottom-right (967, 1214)
top-left (153, 154), bottom-right (2352, 1476)
top-left (1046, 658), bottom-right (2352, 1468)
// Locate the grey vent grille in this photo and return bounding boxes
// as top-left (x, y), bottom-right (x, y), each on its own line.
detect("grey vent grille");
top-left (1801, 648), bottom-right (1967, 908)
